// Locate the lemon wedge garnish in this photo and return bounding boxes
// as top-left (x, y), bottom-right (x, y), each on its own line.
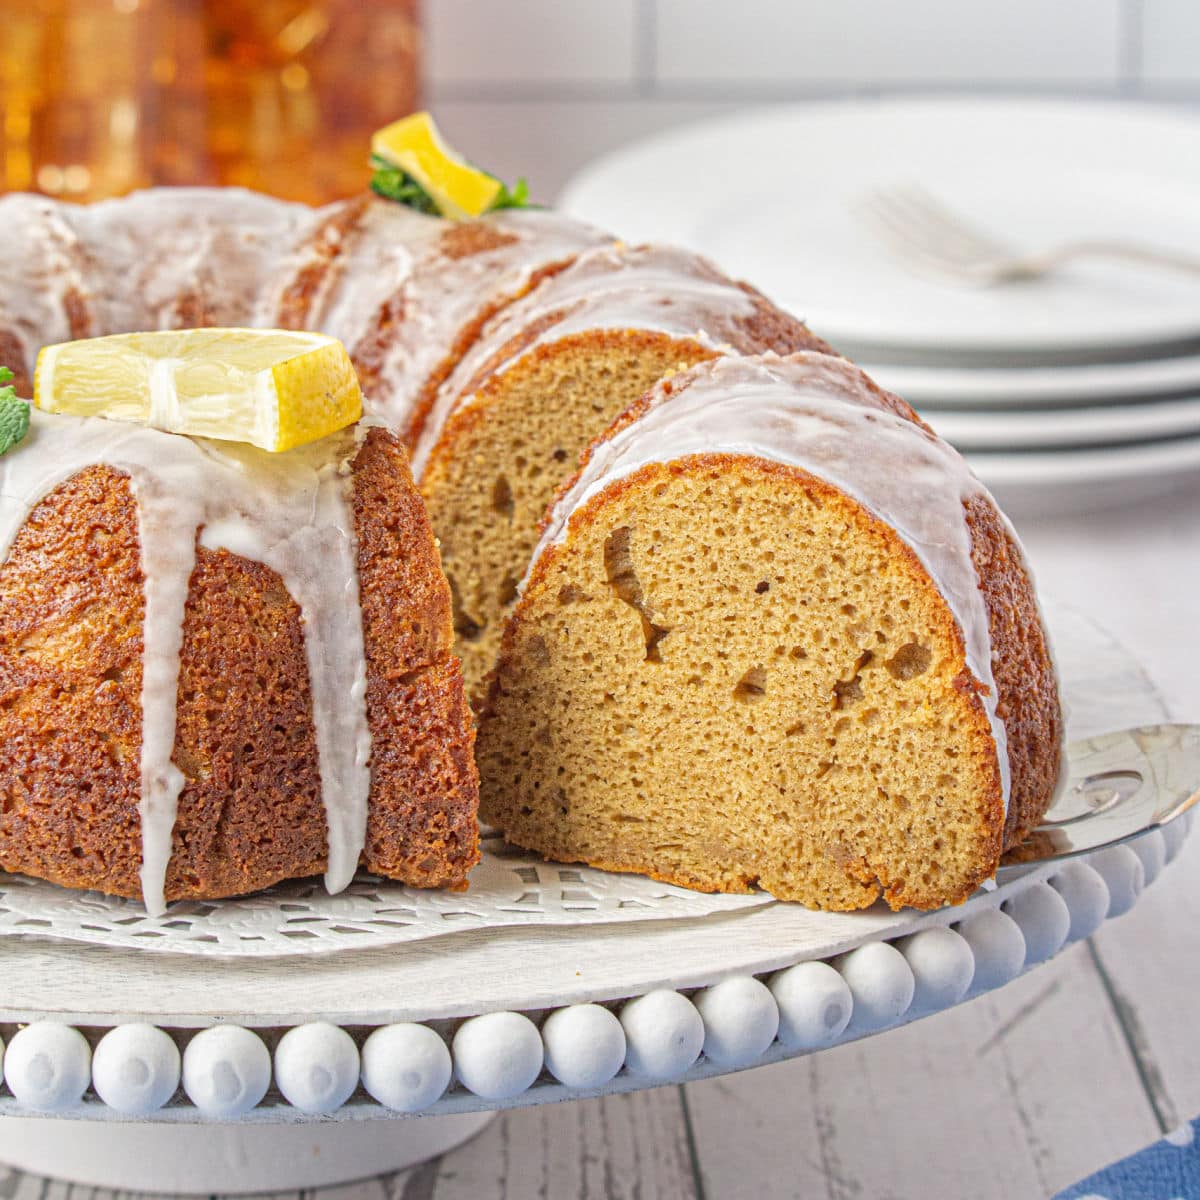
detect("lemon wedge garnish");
top-left (371, 111), bottom-right (502, 220)
top-left (34, 329), bottom-right (363, 452)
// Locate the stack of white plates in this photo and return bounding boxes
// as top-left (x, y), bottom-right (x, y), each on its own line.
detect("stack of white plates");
top-left (559, 98), bottom-right (1200, 515)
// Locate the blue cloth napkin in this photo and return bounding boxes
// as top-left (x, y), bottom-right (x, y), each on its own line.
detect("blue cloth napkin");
top-left (1056, 1118), bottom-right (1200, 1199)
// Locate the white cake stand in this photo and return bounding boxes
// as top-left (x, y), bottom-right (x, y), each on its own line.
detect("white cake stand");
top-left (0, 605), bottom-right (1192, 1195)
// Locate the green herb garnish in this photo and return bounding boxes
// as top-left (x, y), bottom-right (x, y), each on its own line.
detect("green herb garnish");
top-left (369, 154), bottom-right (535, 217)
top-left (489, 177), bottom-right (532, 211)
top-left (0, 368), bottom-right (30, 457)
top-left (369, 154), bottom-right (441, 215)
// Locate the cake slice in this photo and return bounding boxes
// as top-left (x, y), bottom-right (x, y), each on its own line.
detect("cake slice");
top-left (411, 243), bottom-right (831, 697)
top-left (476, 353), bottom-right (1062, 911)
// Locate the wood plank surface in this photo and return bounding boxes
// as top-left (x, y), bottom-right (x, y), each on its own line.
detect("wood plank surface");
top-left (31, 1089), bottom-right (701, 1200)
top-left (1086, 824), bottom-right (1200, 1130)
top-left (428, 1088), bottom-right (698, 1200)
top-left (682, 939), bottom-right (1164, 1200)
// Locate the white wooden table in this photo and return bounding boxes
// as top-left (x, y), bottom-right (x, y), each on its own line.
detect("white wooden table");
top-left (2, 479), bottom-right (1196, 1200)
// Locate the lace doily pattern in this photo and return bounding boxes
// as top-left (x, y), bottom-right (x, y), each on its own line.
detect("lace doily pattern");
top-left (0, 834), bottom-right (773, 957)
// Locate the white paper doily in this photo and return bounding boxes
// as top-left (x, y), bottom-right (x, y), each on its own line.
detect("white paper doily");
top-left (0, 832), bottom-right (773, 957)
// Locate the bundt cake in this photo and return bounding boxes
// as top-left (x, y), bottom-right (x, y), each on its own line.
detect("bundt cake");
top-left (0, 180), bottom-right (1063, 916)
top-left (476, 353), bottom-right (1063, 912)
top-left (410, 242), bottom-right (831, 697)
top-left (0, 185), bottom-right (609, 912)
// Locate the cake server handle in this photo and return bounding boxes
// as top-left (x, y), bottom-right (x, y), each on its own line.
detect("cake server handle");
top-left (995, 723), bottom-right (1200, 881)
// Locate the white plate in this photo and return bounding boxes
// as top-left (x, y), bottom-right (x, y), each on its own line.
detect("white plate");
top-left (966, 431), bottom-right (1200, 515)
top-left (867, 352), bottom-right (1200, 409)
top-left (559, 98), bottom-right (1200, 359)
top-left (925, 393), bottom-right (1200, 451)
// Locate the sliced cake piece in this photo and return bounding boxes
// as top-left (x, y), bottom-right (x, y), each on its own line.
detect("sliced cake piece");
top-left (476, 353), bottom-right (1062, 912)
top-left (411, 243), bottom-right (831, 697)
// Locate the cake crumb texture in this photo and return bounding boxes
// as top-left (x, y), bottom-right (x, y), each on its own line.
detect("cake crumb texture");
top-left (423, 331), bottom-right (718, 700)
top-left (478, 455), bottom-right (1055, 912)
top-left (420, 271), bottom-right (833, 701)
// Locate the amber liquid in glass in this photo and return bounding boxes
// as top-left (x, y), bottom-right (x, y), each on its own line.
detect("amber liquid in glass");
top-left (0, 0), bottom-right (420, 204)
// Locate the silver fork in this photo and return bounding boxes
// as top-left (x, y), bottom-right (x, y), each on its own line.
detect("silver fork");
top-left (858, 184), bottom-right (1200, 287)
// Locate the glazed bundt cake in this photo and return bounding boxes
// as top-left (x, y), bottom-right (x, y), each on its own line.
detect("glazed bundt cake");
top-left (476, 353), bottom-right (1063, 912)
top-left (0, 186), bottom-right (613, 911)
top-left (0, 180), bottom-right (1063, 915)
top-left (411, 242), bottom-right (831, 697)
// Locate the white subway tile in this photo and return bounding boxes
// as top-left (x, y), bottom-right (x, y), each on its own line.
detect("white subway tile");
top-left (427, 0), bottom-right (638, 86)
top-left (1141, 0), bottom-right (1200, 82)
top-left (655, 0), bottom-right (1122, 85)
top-left (429, 99), bottom-right (745, 201)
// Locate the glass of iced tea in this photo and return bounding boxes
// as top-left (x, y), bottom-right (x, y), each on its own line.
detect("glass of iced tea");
top-left (0, 0), bottom-right (421, 204)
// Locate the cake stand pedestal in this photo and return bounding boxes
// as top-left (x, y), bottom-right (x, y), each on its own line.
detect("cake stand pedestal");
top-left (0, 605), bottom-right (1191, 1196)
top-left (0, 1113), bottom-right (496, 1193)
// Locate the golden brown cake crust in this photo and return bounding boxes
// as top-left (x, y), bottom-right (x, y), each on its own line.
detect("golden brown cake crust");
top-left (730, 281), bottom-right (839, 358)
top-left (353, 427), bottom-right (480, 888)
top-left (0, 464), bottom-right (151, 898)
top-left (438, 223), bottom-right (521, 260)
top-left (962, 494), bottom-right (1063, 848)
top-left (0, 429), bottom-right (479, 901)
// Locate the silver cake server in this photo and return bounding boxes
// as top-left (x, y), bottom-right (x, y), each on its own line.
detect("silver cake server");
top-left (995, 723), bottom-right (1200, 881)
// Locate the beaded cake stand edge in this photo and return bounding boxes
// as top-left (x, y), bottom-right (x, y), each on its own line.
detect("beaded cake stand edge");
top-left (0, 822), bottom-right (1184, 1128)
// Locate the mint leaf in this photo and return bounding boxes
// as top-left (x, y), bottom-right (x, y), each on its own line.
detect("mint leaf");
top-left (369, 152), bottom-right (537, 217)
top-left (369, 155), bottom-right (440, 215)
top-left (0, 367), bottom-right (29, 457)
top-left (489, 177), bottom-right (533, 211)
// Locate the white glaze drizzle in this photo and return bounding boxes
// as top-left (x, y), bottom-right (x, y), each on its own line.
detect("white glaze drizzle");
top-left (332, 205), bottom-right (611, 436)
top-left (531, 352), bottom-right (1015, 813)
top-left (0, 190), bottom-right (609, 439)
top-left (82, 189), bottom-right (312, 334)
top-left (0, 190), bottom-right (315, 352)
top-left (0, 196), bottom-right (91, 373)
top-left (0, 411), bottom-right (371, 913)
top-left (411, 242), bottom-right (761, 479)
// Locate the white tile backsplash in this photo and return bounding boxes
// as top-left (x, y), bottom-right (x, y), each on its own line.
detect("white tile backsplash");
top-left (430, 99), bottom-right (742, 202)
top-left (653, 0), bottom-right (1123, 85)
top-left (424, 0), bottom-right (1200, 199)
top-left (1140, 0), bottom-right (1200, 83)
top-left (427, 0), bottom-right (639, 85)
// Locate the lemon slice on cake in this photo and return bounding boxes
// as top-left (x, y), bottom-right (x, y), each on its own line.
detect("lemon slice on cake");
top-left (34, 328), bottom-right (362, 452)
top-left (371, 111), bottom-right (505, 219)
